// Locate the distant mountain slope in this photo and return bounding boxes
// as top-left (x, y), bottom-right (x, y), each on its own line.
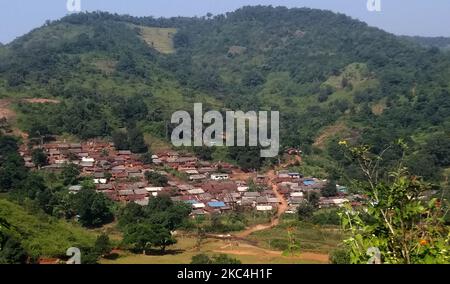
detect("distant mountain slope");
top-left (0, 6), bottom-right (449, 176)
top-left (401, 36), bottom-right (450, 50)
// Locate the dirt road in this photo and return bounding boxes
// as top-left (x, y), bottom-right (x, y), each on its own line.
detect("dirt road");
top-left (235, 168), bottom-right (288, 238)
top-left (0, 99), bottom-right (14, 120)
top-left (234, 155), bottom-right (300, 238)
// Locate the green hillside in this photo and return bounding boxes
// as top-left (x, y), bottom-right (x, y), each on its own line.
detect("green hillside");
top-left (0, 199), bottom-right (96, 259)
top-left (0, 6), bottom-right (449, 178)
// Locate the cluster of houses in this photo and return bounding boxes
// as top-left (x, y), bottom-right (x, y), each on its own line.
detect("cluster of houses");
top-left (19, 140), bottom-right (280, 216)
top-left (19, 140), bottom-right (360, 217)
top-left (274, 170), bottom-right (363, 213)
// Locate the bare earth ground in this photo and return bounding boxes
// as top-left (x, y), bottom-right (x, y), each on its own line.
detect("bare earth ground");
top-left (235, 155), bottom-right (300, 238)
top-left (0, 99), bottom-right (15, 120)
top-left (0, 98), bottom-right (60, 139)
top-left (101, 236), bottom-right (328, 264)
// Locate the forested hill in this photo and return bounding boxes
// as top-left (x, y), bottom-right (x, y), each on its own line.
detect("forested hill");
top-left (401, 36), bottom-right (450, 50)
top-left (0, 6), bottom-right (449, 180)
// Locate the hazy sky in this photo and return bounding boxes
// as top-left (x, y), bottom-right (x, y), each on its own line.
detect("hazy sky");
top-left (1, 0), bottom-right (450, 44)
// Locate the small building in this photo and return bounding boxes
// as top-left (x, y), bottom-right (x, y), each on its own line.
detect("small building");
top-left (68, 185), bottom-right (82, 194)
top-left (207, 201), bottom-right (226, 208)
top-left (290, 192), bottom-right (304, 198)
top-left (192, 203), bottom-right (206, 209)
top-left (303, 179), bottom-right (316, 186)
top-left (189, 174), bottom-right (207, 181)
top-left (97, 184), bottom-right (114, 191)
top-left (256, 205), bottom-right (273, 211)
top-left (244, 192), bottom-right (261, 198)
top-left (145, 187), bottom-right (163, 193)
top-left (210, 173), bottom-right (229, 181)
top-left (288, 172), bottom-right (302, 179)
top-left (185, 169), bottom-right (200, 175)
top-left (237, 186), bottom-right (249, 192)
top-left (267, 197), bottom-right (280, 204)
top-left (82, 157), bottom-right (95, 163)
top-left (93, 178), bottom-right (107, 184)
top-left (188, 188), bottom-right (205, 195)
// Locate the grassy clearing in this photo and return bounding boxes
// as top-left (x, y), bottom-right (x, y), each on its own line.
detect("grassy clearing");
top-left (248, 216), bottom-right (344, 254)
top-left (323, 63), bottom-right (371, 89)
top-left (136, 26), bottom-right (177, 54)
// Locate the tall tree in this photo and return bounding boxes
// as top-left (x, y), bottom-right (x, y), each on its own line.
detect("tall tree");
top-left (31, 148), bottom-right (48, 168)
top-left (71, 188), bottom-right (113, 228)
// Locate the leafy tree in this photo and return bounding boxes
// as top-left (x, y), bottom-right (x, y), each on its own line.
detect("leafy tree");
top-left (305, 191), bottom-right (320, 208)
top-left (71, 188), bottom-right (114, 228)
top-left (139, 152), bottom-right (153, 165)
top-left (31, 149), bottom-right (48, 168)
top-left (193, 146), bottom-right (212, 161)
top-left (60, 163), bottom-right (81, 186)
top-left (406, 152), bottom-right (440, 181)
top-left (321, 180), bottom-right (337, 197)
top-left (242, 71), bottom-right (265, 87)
top-left (119, 95), bottom-right (148, 122)
top-left (190, 253), bottom-right (212, 264)
top-left (94, 233), bottom-right (112, 256)
top-left (228, 146), bottom-right (264, 171)
top-left (145, 171), bottom-right (168, 187)
top-left (329, 247), bottom-right (351, 264)
top-left (423, 133), bottom-right (450, 167)
top-left (145, 196), bottom-right (192, 231)
top-left (11, 172), bottom-right (47, 201)
top-left (338, 141), bottom-right (450, 264)
top-left (297, 202), bottom-right (314, 221)
top-left (0, 218), bottom-right (28, 264)
top-left (122, 223), bottom-right (155, 254)
top-left (0, 136), bottom-right (27, 192)
top-left (0, 236), bottom-right (28, 264)
top-left (148, 224), bottom-right (177, 252)
top-left (79, 246), bottom-right (101, 264)
top-left (118, 202), bottom-right (146, 228)
top-left (112, 130), bottom-right (129, 150)
top-left (128, 127), bottom-right (148, 153)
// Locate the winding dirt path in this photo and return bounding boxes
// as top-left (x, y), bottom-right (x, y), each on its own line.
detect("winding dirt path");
top-left (212, 154), bottom-right (329, 263)
top-left (234, 155), bottom-right (299, 238)
top-left (235, 168), bottom-right (287, 238)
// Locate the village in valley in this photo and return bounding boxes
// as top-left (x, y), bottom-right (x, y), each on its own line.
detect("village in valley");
top-left (19, 139), bottom-right (364, 218)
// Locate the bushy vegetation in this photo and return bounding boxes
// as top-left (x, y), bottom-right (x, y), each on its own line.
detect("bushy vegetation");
top-left (191, 253), bottom-right (241, 264)
top-left (0, 199), bottom-right (96, 260)
top-left (118, 196), bottom-right (191, 254)
top-left (337, 142), bottom-right (450, 264)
